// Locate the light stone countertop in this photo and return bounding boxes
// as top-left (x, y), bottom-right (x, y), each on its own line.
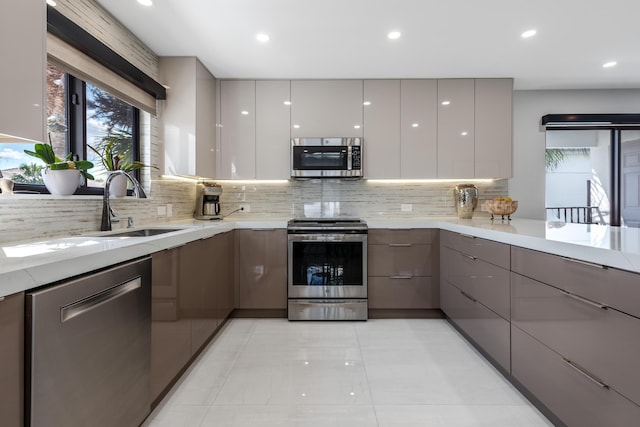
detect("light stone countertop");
top-left (2, 216), bottom-right (640, 297)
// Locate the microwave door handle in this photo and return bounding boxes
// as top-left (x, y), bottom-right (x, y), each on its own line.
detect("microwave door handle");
top-left (347, 146), bottom-right (352, 170)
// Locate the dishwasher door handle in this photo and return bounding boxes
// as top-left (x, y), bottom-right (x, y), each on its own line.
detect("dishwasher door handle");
top-left (60, 277), bottom-right (142, 323)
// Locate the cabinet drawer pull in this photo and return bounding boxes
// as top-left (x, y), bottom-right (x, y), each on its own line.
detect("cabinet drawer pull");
top-left (560, 290), bottom-right (608, 310)
top-left (563, 358), bottom-right (609, 389)
top-left (461, 252), bottom-right (477, 260)
top-left (460, 290), bottom-right (477, 303)
top-left (389, 243), bottom-right (412, 247)
top-left (561, 256), bottom-right (607, 270)
top-left (389, 275), bottom-right (413, 280)
top-left (459, 233), bottom-right (477, 239)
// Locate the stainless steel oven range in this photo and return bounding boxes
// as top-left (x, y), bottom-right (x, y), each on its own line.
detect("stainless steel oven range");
top-left (287, 218), bottom-right (368, 320)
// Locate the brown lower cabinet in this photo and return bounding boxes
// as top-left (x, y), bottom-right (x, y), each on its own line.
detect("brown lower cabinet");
top-left (235, 229), bottom-right (287, 310)
top-left (151, 231), bottom-right (233, 403)
top-left (368, 229), bottom-right (439, 311)
top-left (512, 325), bottom-right (640, 427)
top-left (0, 292), bottom-right (24, 427)
top-left (440, 279), bottom-right (510, 371)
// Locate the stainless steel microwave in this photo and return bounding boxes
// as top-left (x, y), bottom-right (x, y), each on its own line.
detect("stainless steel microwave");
top-left (291, 137), bottom-right (363, 178)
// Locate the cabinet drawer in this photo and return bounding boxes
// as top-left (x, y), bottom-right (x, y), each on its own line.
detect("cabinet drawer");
top-left (441, 280), bottom-right (510, 371)
top-left (368, 229), bottom-right (434, 245)
top-left (441, 230), bottom-right (509, 269)
top-left (512, 326), bottom-right (640, 427)
top-left (441, 246), bottom-right (510, 320)
top-left (511, 246), bottom-right (640, 319)
top-left (368, 276), bottom-right (433, 309)
top-left (512, 272), bottom-right (640, 406)
top-left (368, 244), bottom-right (431, 277)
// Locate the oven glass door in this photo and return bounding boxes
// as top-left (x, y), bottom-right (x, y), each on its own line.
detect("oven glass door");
top-left (292, 146), bottom-right (349, 170)
top-left (288, 233), bottom-right (367, 299)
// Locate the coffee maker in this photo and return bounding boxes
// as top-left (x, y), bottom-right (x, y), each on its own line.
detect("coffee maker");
top-left (194, 180), bottom-right (222, 220)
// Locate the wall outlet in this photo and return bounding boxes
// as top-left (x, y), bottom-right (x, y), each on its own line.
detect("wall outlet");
top-left (166, 203), bottom-right (173, 217)
top-left (157, 205), bottom-right (167, 216)
top-left (401, 203), bottom-right (413, 212)
top-left (239, 204), bottom-right (250, 213)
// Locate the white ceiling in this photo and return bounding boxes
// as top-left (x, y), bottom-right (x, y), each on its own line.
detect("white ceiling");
top-left (96, 0), bottom-right (640, 90)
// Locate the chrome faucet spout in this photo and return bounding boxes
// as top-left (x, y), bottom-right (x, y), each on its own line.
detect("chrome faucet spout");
top-left (101, 171), bottom-right (147, 231)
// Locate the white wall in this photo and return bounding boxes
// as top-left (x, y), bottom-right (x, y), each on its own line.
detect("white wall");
top-left (512, 89), bottom-right (640, 220)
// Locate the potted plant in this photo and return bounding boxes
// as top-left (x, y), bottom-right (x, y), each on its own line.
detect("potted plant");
top-left (89, 138), bottom-right (151, 197)
top-left (24, 142), bottom-right (94, 195)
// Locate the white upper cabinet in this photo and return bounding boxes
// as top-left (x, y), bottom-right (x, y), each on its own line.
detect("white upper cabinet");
top-left (475, 78), bottom-right (513, 178)
top-left (218, 80), bottom-right (256, 179)
top-left (255, 81), bottom-right (291, 180)
top-left (160, 57), bottom-right (216, 178)
top-left (401, 80), bottom-right (438, 179)
top-left (437, 79), bottom-right (475, 178)
top-left (291, 80), bottom-right (363, 137)
top-left (0, 0), bottom-right (45, 142)
top-left (363, 80), bottom-right (401, 179)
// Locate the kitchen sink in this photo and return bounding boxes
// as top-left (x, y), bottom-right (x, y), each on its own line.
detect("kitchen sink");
top-left (92, 228), bottom-right (184, 238)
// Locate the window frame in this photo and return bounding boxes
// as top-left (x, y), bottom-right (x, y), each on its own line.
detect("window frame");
top-left (13, 70), bottom-right (142, 196)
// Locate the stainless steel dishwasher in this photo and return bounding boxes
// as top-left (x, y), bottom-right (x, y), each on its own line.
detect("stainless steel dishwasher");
top-left (26, 257), bottom-right (152, 427)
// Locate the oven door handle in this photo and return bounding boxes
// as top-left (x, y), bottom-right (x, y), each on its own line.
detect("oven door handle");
top-left (288, 234), bottom-right (368, 243)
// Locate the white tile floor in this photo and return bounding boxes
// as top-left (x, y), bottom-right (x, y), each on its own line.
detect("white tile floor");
top-left (143, 319), bottom-right (553, 427)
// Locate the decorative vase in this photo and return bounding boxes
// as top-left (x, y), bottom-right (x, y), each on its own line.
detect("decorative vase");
top-left (453, 184), bottom-right (479, 219)
top-left (108, 172), bottom-right (128, 197)
top-left (42, 168), bottom-right (81, 195)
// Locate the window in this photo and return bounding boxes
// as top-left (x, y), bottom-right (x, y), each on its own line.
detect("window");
top-left (4, 63), bottom-right (140, 194)
top-left (545, 128), bottom-right (640, 227)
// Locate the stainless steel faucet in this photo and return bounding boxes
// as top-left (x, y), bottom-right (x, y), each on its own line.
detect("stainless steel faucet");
top-left (101, 170), bottom-right (147, 231)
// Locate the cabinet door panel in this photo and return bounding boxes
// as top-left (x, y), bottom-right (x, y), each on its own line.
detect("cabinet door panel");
top-left (441, 230), bottom-right (510, 269)
top-left (368, 244), bottom-right (431, 277)
top-left (475, 79), bottom-right (512, 178)
top-left (512, 325), bottom-right (640, 427)
top-left (291, 80), bottom-right (363, 137)
top-left (441, 280), bottom-right (510, 371)
top-left (219, 80), bottom-right (256, 179)
top-left (368, 277), bottom-right (433, 309)
top-left (0, 292), bottom-right (24, 427)
top-left (363, 80), bottom-right (400, 178)
top-left (0, 0), bottom-right (45, 142)
top-left (512, 272), bottom-right (640, 406)
top-left (256, 80), bottom-right (290, 179)
top-left (437, 79), bottom-right (475, 178)
top-left (511, 246), bottom-right (640, 319)
top-left (441, 246), bottom-right (510, 320)
top-left (368, 229), bottom-right (434, 245)
top-left (237, 230), bottom-right (287, 309)
top-left (401, 80), bottom-right (437, 178)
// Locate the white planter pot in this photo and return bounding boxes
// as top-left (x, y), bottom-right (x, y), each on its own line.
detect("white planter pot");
top-left (42, 168), bottom-right (81, 195)
top-left (108, 173), bottom-right (128, 197)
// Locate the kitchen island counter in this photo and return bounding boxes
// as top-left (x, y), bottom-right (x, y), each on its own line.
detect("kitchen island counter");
top-left (2, 216), bottom-right (640, 297)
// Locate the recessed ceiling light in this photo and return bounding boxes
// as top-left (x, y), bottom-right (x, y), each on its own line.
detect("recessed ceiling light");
top-left (521, 29), bottom-right (537, 38)
top-left (293, 124), bottom-right (300, 129)
top-left (461, 131), bottom-right (469, 136)
top-left (256, 33), bottom-right (270, 43)
top-left (46, 0), bottom-right (57, 6)
top-left (441, 100), bottom-right (451, 106)
top-left (603, 61), bottom-right (617, 68)
top-left (137, 0), bottom-right (153, 6)
top-left (284, 101), bottom-right (291, 106)
top-left (388, 31), bottom-right (401, 40)
top-left (412, 123), bottom-right (419, 128)
top-left (241, 110), bottom-right (249, 115)
top-left (354, 125), bottom-right (361, 129)
top-left (363, 101), bottom-right (371, 106)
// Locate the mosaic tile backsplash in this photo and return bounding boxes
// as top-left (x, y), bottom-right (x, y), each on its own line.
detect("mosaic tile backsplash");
top-left (0, 179), bottom-right (507, 244)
